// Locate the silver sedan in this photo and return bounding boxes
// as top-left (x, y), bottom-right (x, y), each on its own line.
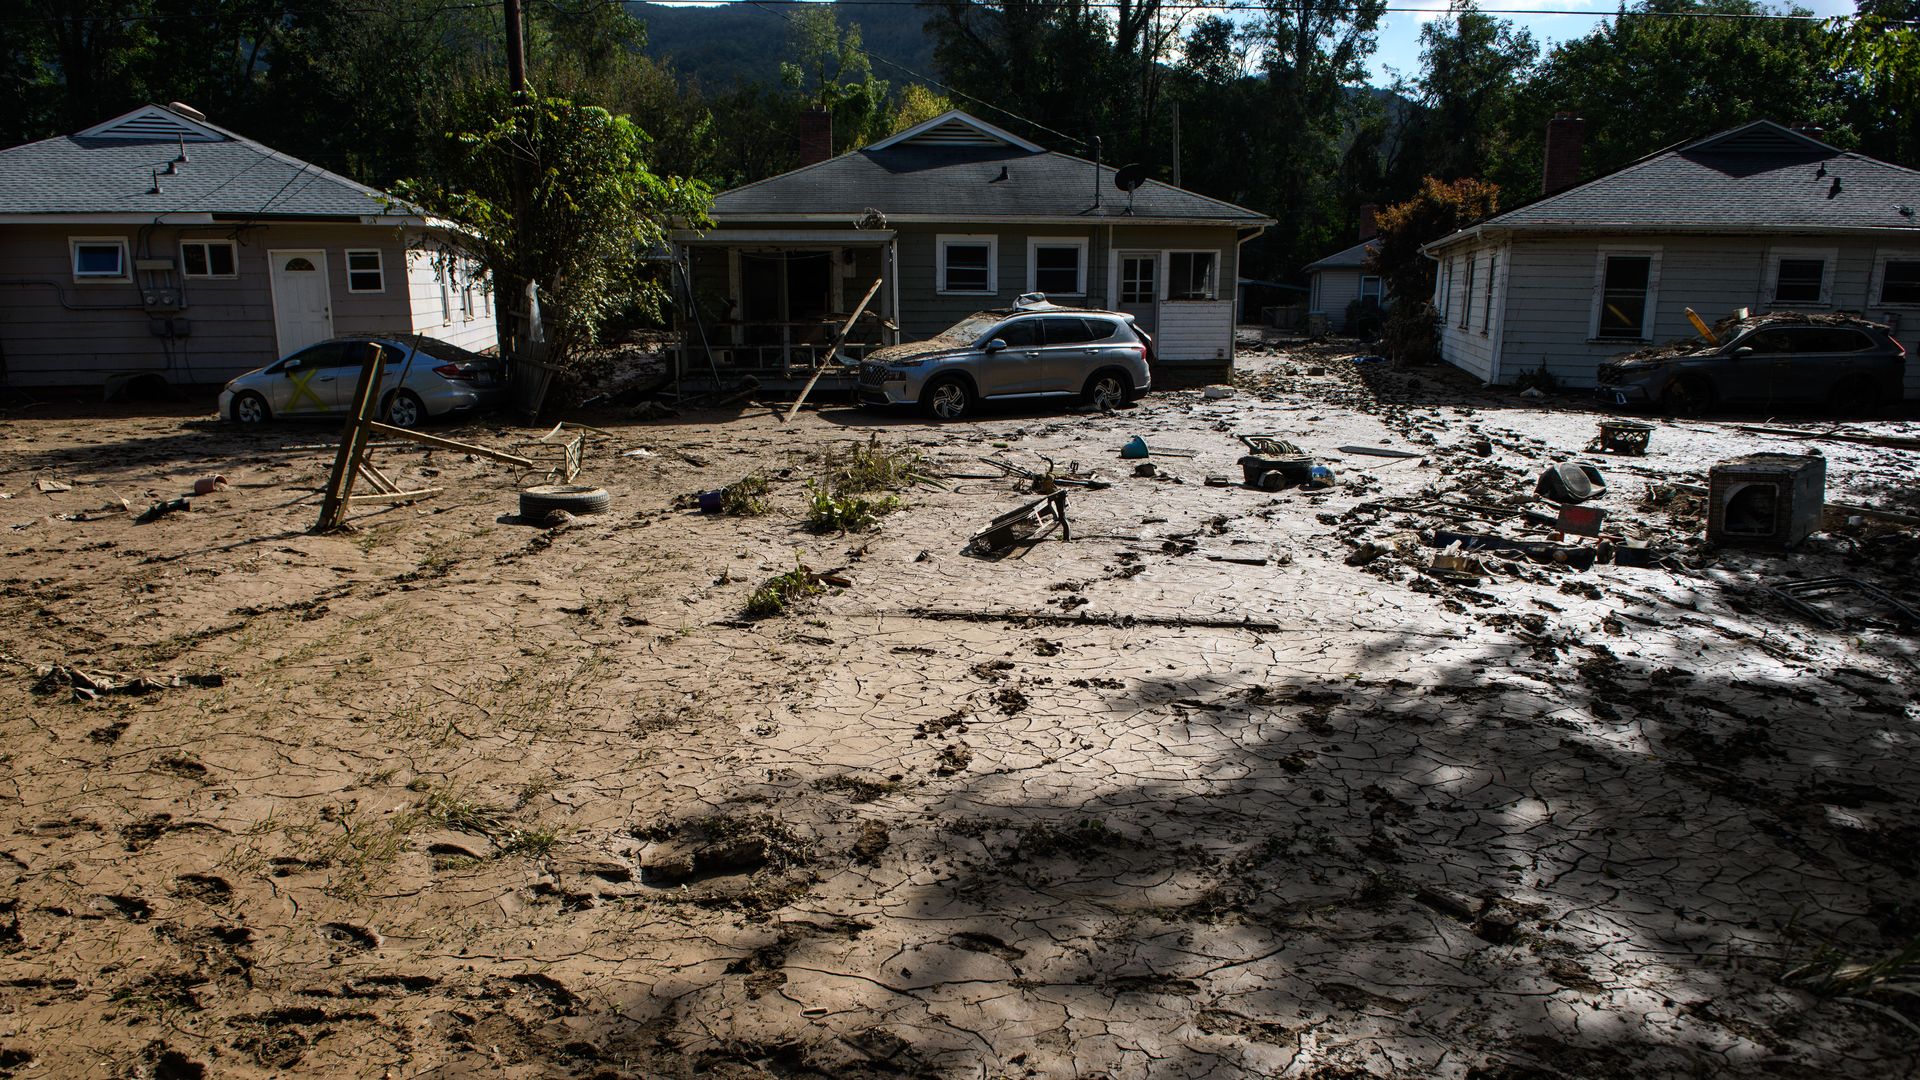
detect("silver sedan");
top-left (218, 335), bottom-right (503, 428)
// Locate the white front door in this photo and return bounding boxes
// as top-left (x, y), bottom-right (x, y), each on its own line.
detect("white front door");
top-left (269, 249), bottom-right (333, 356)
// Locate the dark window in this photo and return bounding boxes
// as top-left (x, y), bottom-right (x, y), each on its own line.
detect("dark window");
top-left (1774, 258), bottom-right (1825, 304)
top-left (1480, 257), bottom-right (1495, 334)
top-left (1597, 256), bottom-right (1651, 338)
top-left (182, 241), bottom-right (236, 277)
top-left (1039, 317), bottom-right (1105, 345)
top-left (993, 320), bottom-right (1041, 347)
top-left (943, 243), bottom-right (991, 292)
top-left (1168, 252), bottom-right (1217, 300)
top-left (1736, 329), bottom-right (1795, 354)
top-left (1881, 260), bottom-right (1920, 305)
top-left (284, 342), bottom-right (349, 370)
top-left (1033, 245), bottom-right (1082, 294)
top-left (346, 250), bottom-right (385, 292)
top-left (1791, 328), bottom-right (1875, 353)
top-left (73, 242), bottom-right (125, 278)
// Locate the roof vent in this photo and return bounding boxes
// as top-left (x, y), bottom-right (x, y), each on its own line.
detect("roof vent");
top-left (77, 104), bottom-right (223, 142)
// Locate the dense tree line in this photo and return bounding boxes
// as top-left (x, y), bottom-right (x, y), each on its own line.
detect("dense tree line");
top-left (2, 0), bottom-right (1913, 284)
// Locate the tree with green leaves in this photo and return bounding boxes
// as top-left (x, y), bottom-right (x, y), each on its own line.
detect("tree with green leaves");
top-left (779, 4), bottom-right (891, 152)
top-left (1366, 176), bottom-right (1500, 364)
top-left (394, 91), bottom-right (711, 371)
top-left (1829, 2), bottom-right (1920, 166)
top-left (1508, 0), bottom-right (1847, 193)
top-left (1403, 1), bottom-right (1539, 183)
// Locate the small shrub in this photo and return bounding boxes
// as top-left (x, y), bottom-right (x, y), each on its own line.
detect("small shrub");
top-left (1344, 296), bottom-right (1384, 339)
top-left (804, 483), bottom-right (899, 533)
top-left (1514, 361), bottom-right (1560, 393)
top-left (720, 472), bottom-right (770, 516)
top-left (820, 434), bottom-right (924, 494)
top-left (496, 827), bottom-right (560, 857)
top-left (747, 557), bottom-right (825, 617)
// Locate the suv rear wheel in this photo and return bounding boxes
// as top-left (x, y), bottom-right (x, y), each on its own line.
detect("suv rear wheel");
top-left (1082, 369), bottom-right (1130, 410)
top-left (1661, 376), bottom-right (1712, 418)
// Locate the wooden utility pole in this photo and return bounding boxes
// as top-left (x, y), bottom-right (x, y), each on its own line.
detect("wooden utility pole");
top-left (783, 277), bottom-right (884, 422)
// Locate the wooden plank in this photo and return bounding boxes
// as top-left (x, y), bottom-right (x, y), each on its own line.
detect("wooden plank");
top-left (784, 277), bottom-right (883, 422)
top-left (365, 421), bottom-right (537, 467)
top-left (313, 350), bottom-right (386, 532)
top-left (1734, 425), bottom-right (1920, 452)
top-left (348, 487), bottom-right (443, 505)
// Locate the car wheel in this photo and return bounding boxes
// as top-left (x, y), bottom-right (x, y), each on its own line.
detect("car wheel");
top-left (382, 390), bottom-right (426, 429)
top-left (1082, 369), bottom-right (1130, 410)
top-left (1660, 377), bottom-right (1712, 418)
top-left (232, 391), bottom-right (270, 424)
top-left (1827, 376), bottom-right (1883, 417)
top-left (519, 484), bottom-right (611, 519)
top-left (922, 377), bottom-right (973, 421)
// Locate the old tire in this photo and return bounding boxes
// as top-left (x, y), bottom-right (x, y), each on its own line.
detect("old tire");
top-left (922, 377), bottom-right (974, 420)
top-left (1082, 369), bottom-right (1130, 410)
top-left (383, 390), bottom-right (426, 429)
top-left (520, 485), bottom-right (610, 519)
top-left (232, 391), bottom-right (270, 424)
top-left (1660, 377), bottom-right (1712, 418)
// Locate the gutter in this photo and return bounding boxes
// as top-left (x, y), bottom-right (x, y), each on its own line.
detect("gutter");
top-left (707, 213), bottom-right (1277, 229)
top-left (1425, 221), bottom-right (1920, 254)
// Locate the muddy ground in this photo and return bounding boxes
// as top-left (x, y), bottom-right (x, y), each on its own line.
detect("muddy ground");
top-left (1, 344), bottom-right (1916, 1079)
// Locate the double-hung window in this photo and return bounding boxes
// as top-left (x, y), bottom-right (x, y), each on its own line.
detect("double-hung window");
top-left (1592, 250), bottom-right (1660, 340)
top-left (345, 249), bottom-right (385, 293)
top-left (1460, 256), bottom-right (1477, 329)
top-left (1481, 255), bottom-right (1497, 335)
top-left (1874, 256), bottom-right (1920, 306)
top-left (1027, 237), bottom-right (1087, 296)
top-left (1765, 247), bottom-right (1834, 307)
top-left (1167, 251), bottom-right (1217, 300)
top-left (938, 235), bottom-right (996, 295)
top-left (71, 238), bottom-right (129, 281)
top-left (180, 240), bottom-right (236, 278)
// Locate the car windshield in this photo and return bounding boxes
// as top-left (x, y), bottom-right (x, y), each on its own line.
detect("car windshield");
top-left (934, 314), bottom-right (1003, 349)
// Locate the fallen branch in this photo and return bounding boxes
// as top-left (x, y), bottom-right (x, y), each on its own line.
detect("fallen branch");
top-left (1735, 425), bottom-right (1920, 452)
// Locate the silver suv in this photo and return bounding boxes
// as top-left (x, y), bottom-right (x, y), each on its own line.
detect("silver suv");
top-left (856, 301), bottom-right (1153, 420)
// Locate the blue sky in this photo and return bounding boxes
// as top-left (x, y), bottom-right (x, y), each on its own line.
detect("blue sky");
top-left (1364, 0), bottom-right (1858, 86)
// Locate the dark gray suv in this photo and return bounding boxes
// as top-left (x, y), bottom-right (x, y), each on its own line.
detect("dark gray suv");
top-left (857, 302), bottom-right (1153, 420)
top-left (1597, 317), bottom-right (1908, 416)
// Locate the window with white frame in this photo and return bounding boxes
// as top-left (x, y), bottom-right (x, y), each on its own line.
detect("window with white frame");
top-left (1875, 255), bottom-right (1920, 305)
top-left (345, 249), bottom-right (385, 293)
top-left (937, 235), bottom-right (996, 294)
top-left (1359, 275), bottom-right (1382, 303)
top-left (1437, 258), bottom-right (1452, 320)
top-left (1766, 247), bottom-right (1834, 307)
top-left (180, 239), bottom-right (236, 278)
top-left (71, 238), bottom-right (128, 281)
top-left (1591, 249), bottom-right (1661, 340)
top-left (1167, 251), bottom-right (1218, 300)
top-left (1026, 237), bottom-right (1088, 296)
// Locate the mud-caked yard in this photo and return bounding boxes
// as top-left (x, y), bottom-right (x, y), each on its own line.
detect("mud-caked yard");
top-left (1, 349), bottom-right (1917, 1079)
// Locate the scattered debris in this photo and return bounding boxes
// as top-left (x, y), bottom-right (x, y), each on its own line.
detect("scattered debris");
top-left (1706, 455), bottom-right (1823, 550)
top-left (1430, 530), bottom-right (1598, 571)
top-left (1535, 463), bottom-right (1607, 504)
top-left (1735, 425), bottom-right (1920, 453)
top-left (1591, 420), bottom-right (1654, 456)
top-left (1337, 445), bottom-right (1424, 459)
top-left (967, 492), bottom-right (1071, 556)
top-left (35, 478), bottom-right (71, 493)
top-left (34, 663), bottom-right (224, 703)
top-left (191, 475), bottom-right (229, 496)
top-left (1120, 436), bottom-right (1196, 459)
top-left (136, 497), bottom-right (191, 523)
top-left (1769, 576), bottom-right (1918, 631)
top-left (1202, 385), bottom-right (1234, 399)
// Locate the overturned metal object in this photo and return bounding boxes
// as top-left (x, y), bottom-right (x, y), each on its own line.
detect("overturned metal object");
top-left (967, 491), bottom-right (1071, 555)
top-left (1769, 576), bottom-right (1917, 631)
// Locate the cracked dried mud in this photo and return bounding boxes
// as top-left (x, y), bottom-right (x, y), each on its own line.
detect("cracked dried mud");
top-left (1, 346), bottom-right (1916, 1077)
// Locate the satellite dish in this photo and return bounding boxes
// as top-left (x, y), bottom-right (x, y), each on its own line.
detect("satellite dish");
top-left (1114, 163), bottom-right (1148, 192)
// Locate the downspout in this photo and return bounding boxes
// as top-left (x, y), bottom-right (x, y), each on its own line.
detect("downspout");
top-left (1487, 242), bottom-right (1510, 385)
top-left (1233, 226), bottom-right (1266, 364)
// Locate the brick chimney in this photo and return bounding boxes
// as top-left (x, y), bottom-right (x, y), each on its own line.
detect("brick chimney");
top-left (1542, 113), bottom-right (1586, 197)
top-left (794, 107), bottom-right (833, 167)
top-left (1357, 203), bottom-right (1379, 241)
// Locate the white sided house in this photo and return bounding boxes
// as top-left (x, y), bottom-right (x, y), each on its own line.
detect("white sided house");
top-left (1424, 119), bottom-right (1920, 395)
top-left (674, 110), bottom-right (1274, 384)
top-left (0, 103), bottom-right (493, 391)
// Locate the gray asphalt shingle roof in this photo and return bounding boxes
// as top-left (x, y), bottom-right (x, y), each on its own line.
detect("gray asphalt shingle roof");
top-left (713, 142), bottom-right (1271, 225)
top-left (1433, 121), bottom-right (1920, 247)
top-left (1304, 239), bottom-right (1377, 271)
top-left (0, 107), bottom-right (404, 219)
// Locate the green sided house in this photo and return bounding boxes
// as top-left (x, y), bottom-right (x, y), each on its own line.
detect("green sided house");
top-left (1423, 119), bottom-right (1920, 395)
top-left (672, 110), bottom-right (1273, 384)
top-left (0, 103), bottom-right (493, 392)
